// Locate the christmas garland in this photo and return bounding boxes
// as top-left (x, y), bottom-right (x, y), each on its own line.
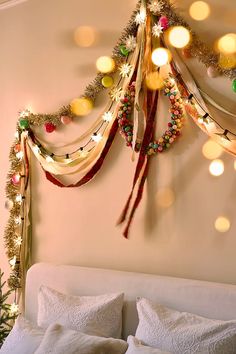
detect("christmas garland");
top-left (3, 0), bottom-right (236, 315)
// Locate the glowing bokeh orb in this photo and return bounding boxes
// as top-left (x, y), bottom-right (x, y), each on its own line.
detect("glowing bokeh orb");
top-left (202, 140), bottom-right (223, 160)
top-left (70, 97), bottom-right (93, 116)
top-left (189, 1), bottom-right (210, 21)
top-left (96, 56), bottom-right (115, 73)
top-left (156, 187), bottom-right (175, 208)
top-left (217, 33), bottom-right (236, 54)
top-left (218, 53), bottom-right (236, 69)
top-left (145, 72), bottom-right (164, 90)
top-left (168, 26), bottom-right (191, 48)
top-left (209, 159), bottom-right (224, 176)
top-left (74, 26), bottom-right (96, 47)
top-left (215, 216), bottom-right (231, 233)
top-left (151, 48), bottom-right (172, 67)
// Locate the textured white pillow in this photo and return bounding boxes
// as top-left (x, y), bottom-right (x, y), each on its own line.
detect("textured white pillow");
top-left (37, 285), bottom-right (124, 338)
top-left (0, 316), bottom-right (44, 354)
top-left (34, 323), bottom-right (128, 354)
top-left (125, 336), bottom-right (171, 354)
top-left (135, 297), bottom-right (236, 354)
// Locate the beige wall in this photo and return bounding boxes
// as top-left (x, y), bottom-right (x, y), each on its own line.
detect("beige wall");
top-left (0, 0), bottom-right (236, 285)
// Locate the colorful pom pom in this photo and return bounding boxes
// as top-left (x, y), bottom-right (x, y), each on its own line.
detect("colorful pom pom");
top-left (44, 122), bottom-right (56, 133)
top-left (159, 16), bottom-right (169, 30)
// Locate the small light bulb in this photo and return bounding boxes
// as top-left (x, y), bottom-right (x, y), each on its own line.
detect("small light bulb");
top-left (32, 145), bottom-right (41, 154)
top-left (45, 155), bottom-right (54, 163)
top-left (102, 111), bottom-right (113, 122)
top-left (92, 133), bottom-right (102, 143)
top-left (16, 151), bottom-right (24, 160)
top-left (9, 256), bottom-right (16, 269)
top-left (14, 131), bottom-right (20, 140)
top-left (15, 236), bottom-right (22, 246)
top-left (15, 216), bottom-right (22, 225)
top-left (15, 194), bottom-right (23, 203)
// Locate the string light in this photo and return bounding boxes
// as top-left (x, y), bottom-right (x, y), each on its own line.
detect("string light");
top-left (152, 24), bottom-right (163, 37)
top-left (215, 129), bottom-right (231, 142)
top-left (14, 131), bottom-right (20, 140)
top-left (102, 111), bottom-right (113, 122)
top-left (145, 72), bottom-right (164, 90)
top-left (15, 236), bottom-right (22, 246)
top-left (110, 87), bottom-right (124, 102)
top-left (16, 151), bottom-right (24, 160)
top-left (15, 216), bottom-right (22, 225)
top-left (9, 256), bottom-right (16, 269)
top-left (209, 159), bottom-right (224, 176)
top-left (91, 133), bottom-right (102, 143)
top-left (32, 145), bottom-right (41, 154)
top-left (15, 194), bottom-right (23, 204)
top-left (19, 109), bottom-right (30, 119)
top-left (45, 155), bottom-right (54, 163)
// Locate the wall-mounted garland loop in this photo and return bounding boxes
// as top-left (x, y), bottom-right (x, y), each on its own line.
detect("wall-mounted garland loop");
top-left (3, 0), bottom-right (236, 314)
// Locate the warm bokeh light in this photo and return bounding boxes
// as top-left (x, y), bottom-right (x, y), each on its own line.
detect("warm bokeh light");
top-left (168, 26), bottom-right (191, 48)
top-left (215, 216), bottom-right (231, 233)
top-left (145, 72), bottom-right (164, 90)
top-left (156, 187), bottom-right (175, 208)
top-left (70, 97), bottom-right (93, 116)
top-left (189, 1), bottom-right (210, 21)
top-left (217, 33), bottom-right (236, 54)
top-left (96, 56), bottom-right (115, 73)
top-left (151, 48), bottom-right (172, 67)
top-left (202, 140), bottom-right (223, 160)
top-left (74, 26), bottom-right (96, 47)
top-left (218, 53), bottom-right (236, 69)
top-left (209, 159), bottom-right (224, 176)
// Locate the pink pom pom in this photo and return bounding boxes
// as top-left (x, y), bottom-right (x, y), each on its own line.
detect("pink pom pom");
top-left (159, 16), bottom-right (169, 30)
top-left (44, 122), bottom-right (56, 133)
top-left (11, 173), bottom-right (21, 185)
top-left (61, 115), bottom-right (72, 125)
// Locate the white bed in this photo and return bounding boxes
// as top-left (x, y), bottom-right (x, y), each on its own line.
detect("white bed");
top-left (25, 262), bottom-right (236, 340)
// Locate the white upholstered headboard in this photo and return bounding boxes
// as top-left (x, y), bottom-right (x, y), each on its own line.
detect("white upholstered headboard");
top-left (25, 263), bottom-right (236, 339)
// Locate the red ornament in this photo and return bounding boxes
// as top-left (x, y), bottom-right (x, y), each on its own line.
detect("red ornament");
top-left (159, 16), bottom-right (169, 30)
top-left (14, 144), bottom-right (21, 153)
top-left (44, 122), bottom-right (56, 133)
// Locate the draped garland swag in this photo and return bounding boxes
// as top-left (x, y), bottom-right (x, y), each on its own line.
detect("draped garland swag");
top-left (3, 0), bottom-right (236, 312)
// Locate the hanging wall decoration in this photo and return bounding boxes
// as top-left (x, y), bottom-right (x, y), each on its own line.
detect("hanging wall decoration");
top-left (3, 0), bottom-right (236, 311)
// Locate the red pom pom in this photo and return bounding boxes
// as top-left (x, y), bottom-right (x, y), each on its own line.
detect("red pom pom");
top-left (44, 122), bottom-right (56, 133)
top-left (159, 16), bottom-right (169, 30)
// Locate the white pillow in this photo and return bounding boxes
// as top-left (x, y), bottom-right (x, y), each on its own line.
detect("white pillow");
top-left (34, 323), bottom-right (128, 354)
top-left (125, 336), bottom-right (171, 354)
top-left (135, 297), bottom-right (236, 354)
top-left (37, 285), bottom-right (124, 338)
top-left (0, 316), bottom-right (44, 354)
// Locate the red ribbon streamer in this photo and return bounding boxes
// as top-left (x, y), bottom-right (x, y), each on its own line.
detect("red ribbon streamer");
top-left (118, 89), bottom-right (159, 238)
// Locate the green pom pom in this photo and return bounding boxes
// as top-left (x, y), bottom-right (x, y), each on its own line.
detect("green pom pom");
top-left (120, 45), bottom-right (129, 57)
top-left (232, 79), bottom-right (236, 93)
top-left (19, 119), bottom-right (29, 130)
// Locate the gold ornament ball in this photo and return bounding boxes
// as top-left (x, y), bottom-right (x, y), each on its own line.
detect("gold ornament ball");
top-left (70, 97), bottom-right (93, 116)
top-left (101, 76), bottom-right (114, 88)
